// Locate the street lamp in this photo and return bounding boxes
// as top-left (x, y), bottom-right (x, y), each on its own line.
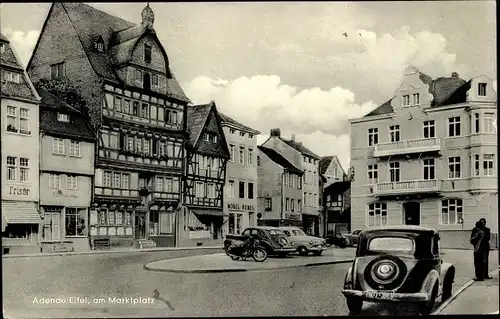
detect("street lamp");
top-left (458, 217), bottom-right (464, 230)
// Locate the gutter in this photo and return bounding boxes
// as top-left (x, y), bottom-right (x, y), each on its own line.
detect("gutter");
top-left (280, 171), bottom-right (285, 226)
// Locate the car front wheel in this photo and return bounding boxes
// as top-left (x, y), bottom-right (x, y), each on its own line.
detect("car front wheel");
top-left (298, 246), bottom-right (309, 256)
top-left (442, 273), bottom-right (454, 301)
top-left (313, 251), bottom-right (323, 256)
top-left (419, 283), bottom-right (438, 315)
top-left (346, 297), bottom-right (363, 314)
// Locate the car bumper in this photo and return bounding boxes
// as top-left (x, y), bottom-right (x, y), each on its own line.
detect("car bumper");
top-left (341, 289), bottom-right (429, 303)
top-left (273, 248), bottom-right (296, 253)
top-left (308, 245), bottom-right (326, 251)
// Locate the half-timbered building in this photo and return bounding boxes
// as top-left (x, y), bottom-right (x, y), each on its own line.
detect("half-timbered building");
top-left (179, 102), bottom-right (230, 247)
top-left (27, 3), bottom-right (190, 248)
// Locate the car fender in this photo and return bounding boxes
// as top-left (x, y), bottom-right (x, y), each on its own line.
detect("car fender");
top-left (343, 266), bottom-right (353, 290)
top-left (440, 262), bottom-right (456, 283)
top-left (420, 269), bottom-right (440, 297)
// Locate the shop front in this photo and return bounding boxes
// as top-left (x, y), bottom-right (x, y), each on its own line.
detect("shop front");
top-left (302, 213), bottom-right (320, 236)
top-left (178, 206), bottom-right (227, 247)
top-left (224, 203), bottom-right (256, 236)
top-left (2, 201), bottom-right (42, 255)
top-left (148, 203), bottom-right (177, 247)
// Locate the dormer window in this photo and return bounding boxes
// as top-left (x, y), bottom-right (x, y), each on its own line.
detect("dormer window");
top-left (412, 93), bottom-right (420, 105)
top-left (144, 44), bottom-right (152, 63)
top-left (51, 62), bottom-right (65, 80)
top-left (203, 132), bottom-right (218, 143)
top-left (478, 83), bottom-right (487, 96)
top-left (402, 95), bottom-right (410, 107)
top-left (57, 113), bottom-right (70, 122)
top-left (152, 74), bottom-right (158, 87)
top-left (95, 42), bottom-right (104, 52)
top-left (3, 71), bottom-right (20, 83)
top-left (135, 69), bottom-right (143, 83)
top-left (0, 43), bottom-right (5, 54)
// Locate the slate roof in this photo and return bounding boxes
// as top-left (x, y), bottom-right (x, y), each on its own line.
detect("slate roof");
top-left (319, 156), bottom-right (334, 175)
top-left (1, 33), bottom-right (39, 103)
top-left (218, 112), bottom-right (260, 134)
top-left (186, 102), bottom-right (215, 146)
top-left (363, 71), bottom-right (471, 118)
top-left (258, 146), bottom-right (303, 174)
top-left (281, 138), bottom-right (320, 160)
top-left (40, 3), bottom-right (189, 103)
top-left (38, 89), bottom-right (96, 142)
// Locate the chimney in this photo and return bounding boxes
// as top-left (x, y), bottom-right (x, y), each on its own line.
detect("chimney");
top-left (451, 72), bottom-right (459, 78)
top-left (291, 134), bottom-right (295, 141)
top-left (270, 128), bottom-right (281, 137)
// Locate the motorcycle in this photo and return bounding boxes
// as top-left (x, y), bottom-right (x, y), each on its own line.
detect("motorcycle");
top-left (225, 236), bottom-right (268, 262)
top-left (324, 234), bottom-right (348, 248)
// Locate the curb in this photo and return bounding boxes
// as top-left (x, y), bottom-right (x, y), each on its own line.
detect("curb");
top-left (143, 258), bottom-right (354, 274)
top-left (431, 268), bottom-right (498, 315)
top-left (2, 246), bottom-right (223, 258)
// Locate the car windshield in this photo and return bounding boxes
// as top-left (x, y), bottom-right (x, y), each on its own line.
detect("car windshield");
top-left (368, 237), bottom-right (414, 253)
top-left (292, 229), bottom-right (306, 236)
top-left (268, 229), bottom-right (285, 236)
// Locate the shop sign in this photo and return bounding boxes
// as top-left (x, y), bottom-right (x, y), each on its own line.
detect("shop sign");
top-left (9, 185), bottom-right (31, 196)
top-left (228, 203), bottom-right (255, 211)
top-left (53, 190), bottom-right (77, 199)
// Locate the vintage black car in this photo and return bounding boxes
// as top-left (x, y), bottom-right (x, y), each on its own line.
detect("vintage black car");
top-left (224, 226), bottom-right (296, 257)
top-left (341, 226), bottom-right (455, 315)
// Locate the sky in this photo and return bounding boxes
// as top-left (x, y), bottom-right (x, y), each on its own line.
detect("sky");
top-left (1, 1), bottom-right (497, 170)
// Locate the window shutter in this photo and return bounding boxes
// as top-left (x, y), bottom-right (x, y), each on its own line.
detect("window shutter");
top-left (119, 134), bottom-right (125, 150)
top-left (152, 139), bottom-right (158, 155)
top-left (51, 66), bottom-right (56, 80)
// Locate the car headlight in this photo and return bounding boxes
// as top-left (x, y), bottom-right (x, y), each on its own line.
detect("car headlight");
top-left (309, 240), bottom-right (314, 245)
top-left (323, 239), bottom-right (326, 244)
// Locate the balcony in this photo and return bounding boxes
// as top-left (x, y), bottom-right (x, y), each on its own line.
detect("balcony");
top-left (374, 179), bottom-right (441, 196)
top-left (373, 138), bottom-right (441, 157)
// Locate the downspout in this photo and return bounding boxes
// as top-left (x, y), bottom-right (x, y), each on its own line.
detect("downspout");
top-left (280, 170), bottom-right (284, 227)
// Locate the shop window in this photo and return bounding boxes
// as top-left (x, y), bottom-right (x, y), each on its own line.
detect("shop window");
top-left (65, 208), bottom-right (87, 237)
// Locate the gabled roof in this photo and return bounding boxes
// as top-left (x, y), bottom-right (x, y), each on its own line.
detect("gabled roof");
top-left (363, 71), bottom-right (471, 118)
top-left (218, 112), bottom-right (260, 134)
top-left (187, 102), bottom-right (214, 146)
top-left (319, 156), bottom-right (334, 175)
top-left (30, 3), bottom-right (189, 103)
top-left (281, 138), bottom-right (320, 160)
top-left (258, 146), bottom-right (303, 174)
top-left (38, 89), bottom-right (96, 142)
top-left (0, 33), bottom-right (9, 43)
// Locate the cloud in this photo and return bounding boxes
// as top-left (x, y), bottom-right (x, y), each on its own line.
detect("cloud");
top-left (2, 28), bottom-right (39, 68)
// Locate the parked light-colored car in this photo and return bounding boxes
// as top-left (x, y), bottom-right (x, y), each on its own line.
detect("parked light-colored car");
top-left (279, 226), bottom-right (326, 256)
top-left (344, 229), bottom-right (362, 247)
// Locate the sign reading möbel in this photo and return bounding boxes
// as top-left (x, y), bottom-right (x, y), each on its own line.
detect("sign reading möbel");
top-left (228, 203), bottom-right (255, 211)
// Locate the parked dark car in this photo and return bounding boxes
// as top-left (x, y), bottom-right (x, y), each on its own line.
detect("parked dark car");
top-left (224, 226), bottom-right (296, 257)
top-left (341, 226), bottom-right (455, 315)
top-left (344, 229), bottom-right (362, 247)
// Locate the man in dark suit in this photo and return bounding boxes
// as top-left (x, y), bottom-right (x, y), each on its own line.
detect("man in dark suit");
top-left (479, 218), bottom-right (492, 279)
top-left (470, 221), bottom-right (485, 281)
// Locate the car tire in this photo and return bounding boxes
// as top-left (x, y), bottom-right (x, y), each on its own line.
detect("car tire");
top-left (298, 246), bottom-right (309, 256)
top-left (346, 297), bottom-right (363, 314)
top-left (278, 252), bottom-right (288, 258)
top-left (313, 251), bottom-right (323, 256)
top-left (442, 273), bottom-right (454, 301)
top-left (419, 283), bottom-right (438, 315)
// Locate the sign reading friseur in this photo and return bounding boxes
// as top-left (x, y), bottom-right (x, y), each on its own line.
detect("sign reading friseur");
top-left (227, 203), bottom-right (255, 211)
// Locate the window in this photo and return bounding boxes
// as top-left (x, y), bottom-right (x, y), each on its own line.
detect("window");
top-left (402, 95), bottom-right (410, 107)
top-left (113, 96), bottom-right (122, 112)
top-left (367, 202), bottom-right (388, 226)
top-left (152, 75), bottom-right (159, 86)
top-left (265, 198), bottom-right (272, 211)
top-left (144, 44), bottom-right (152, 63)
top-left (70, 141), bottom-right (80, 157)
top-left (304, 192), bottom-right (307, 206)
top-left (121, 174), bottom-right (129, 189)
top-left (448, 116), bottom-right (461, 137)
top-left (367, 164), bottom-right (378, 184)
top-left (291, 199), bottom-right (295, 212)
top-left (248, 149), bottom-right (254, 165)
top-left (389, 162), bottom-right (400, 182)
top-left (49, 174), bottom-right (61, 189)
top-left (228, 180), bottom-right (235, 198)
top-left (132, 101), bottom-right (140, 116)
top-left (423, 159), bottom-right (435, 180)
top-left (7, 156), bottom-right (16, 181)
top-left (66, 175), bottom-right (78, 190)
top-left (473, 113), bottom-right (480, 133)
top-left (389, 125), bottom-right (400, 142)
top-left (103, 171), bottom-right (112, 187)
top-left (448, 157), bottom-right (461, 179)
top-left (3, 71), bottom-right (20, 83)
top-left (156, 177), bottom-right (164, 192)
top-left (172, 111), bottom-right (178, 125)
top-left (484, 113), bottom-right (496, 133)
top-left (441, 199), bottom-right (463, 225)
top-left (288, 174), bottom-right (293, 187)
top-left (19, 108), bottom-right (30, 134)
top-left (230, 129), bottom-right (235, 134)
top-left (57, 113), bottom-right (70, 122)
top-left (240, 132), bottom-right (245, 137)
top-left (285, 198), bottom-right (290, 211)
top-left (6, 106), bottom-right (17, 132)
top-left (368, 128), bottom-right (378, 146)
top-left (50, 62), bottom-right (65, 80)
top-left (195, 182), bottom-right (204, 197)
top-left (248, 182), bottom-right (254, 199)
top-left (239, 146), bottom-right (245, 165)
top-left (123, 100), bottom-right (131, 114)
top-left (207, 183), bottom-right (216, 198)
top-left (297, 199), bottom-right (302, 212)
top-left (141, 103), bottom-right (149, 118)
top-left (113, 173), bottom-right (121, 188)
top-left (239, 181), bottom-right (245, 199)
top-left (95, 42), bottom-right (104, 52)
top-left (249, 134), bottom-right (253, 139)
top-left (18, 158), bottom-right (29, 182)
top-left (0, 43), bottom-right (4, 54)
top-left (472, 154), bottom-right (480, 177)
top-left (202, 133), bottom-right (218, 143)
top-left (483, 154), bottom-right (495, 176)
top-left (65, 208), bottom-right (86, 237)
top-left (52, 138), bottom-right (65, 155)
top-left (412, 93), bottom-right (420, 106)
top-left (135, 138), bottom-right (142, 153)
top-left (297, 176), bottom-right (302, 189)
top-left (478, 83), bottom-right (487, 96)
top-left (229, 144), bottom-right (235, 162)
top-left (369, 237), bottom-right (413, 252)
top-left (423, 120), bottom-right (435, 138)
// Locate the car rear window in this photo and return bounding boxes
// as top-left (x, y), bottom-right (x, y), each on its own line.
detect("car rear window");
top-left (269, 229), bottom-right (285, 236)
top-left (368, 237), bottom-right (414, 252)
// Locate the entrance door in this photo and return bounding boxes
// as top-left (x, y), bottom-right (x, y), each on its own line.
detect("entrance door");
top-left (134, 213), bottom-right (146, 239)
top-left (403, 202), bottom-right (420, 225)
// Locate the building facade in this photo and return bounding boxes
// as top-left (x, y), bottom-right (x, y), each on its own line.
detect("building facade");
top-left (37, 90), bottom-right (96, 253)
top-left (1, 33), bottom-right (42, 255)
top-left (27, 3), bottom-right (190, 248)
top-left (257, 145), bottom-right (304, 226)
top-left (180, 102), bottom-right (230, 246)
top-left (219, 112), bottom-right (260, 235)
top-left (261, 129), bottom-right (321, 235)
top-left (349, 66), bottom-right (498, 249)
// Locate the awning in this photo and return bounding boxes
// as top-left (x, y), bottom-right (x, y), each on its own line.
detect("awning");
top-left (2, 201), bottom-right (42, 225)
top-left (192, 209), bottom-right (228, 217)
top-left (302, 212), bottom-right (321, 217)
